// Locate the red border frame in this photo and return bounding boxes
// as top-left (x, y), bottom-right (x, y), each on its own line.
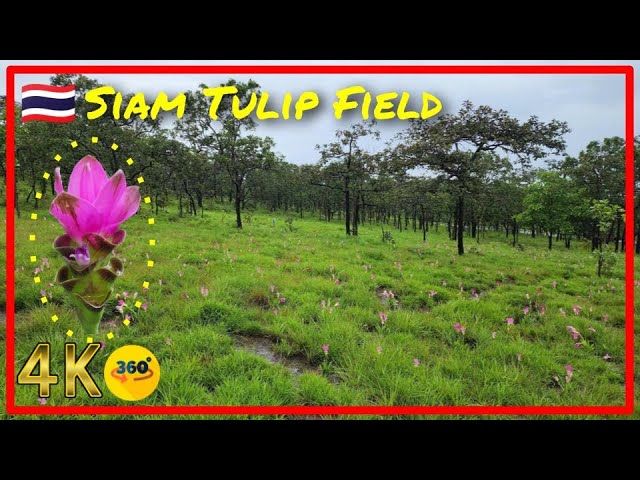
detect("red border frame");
top-left (4, 64), bottom-right (635, 416)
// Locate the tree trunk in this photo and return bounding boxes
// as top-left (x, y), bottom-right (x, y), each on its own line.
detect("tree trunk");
top-left (235, 182), bottom-right (243, 229)
top-left (344, 176), bottom-right (351, 236)
top-left (548, 234), bottom-right (553, 250)
top-left (457, 194), bottom-right (464, 255)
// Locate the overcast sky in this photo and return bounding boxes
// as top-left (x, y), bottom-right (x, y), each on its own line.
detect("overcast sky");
top-left (2, 60), bottom-right (637, 165)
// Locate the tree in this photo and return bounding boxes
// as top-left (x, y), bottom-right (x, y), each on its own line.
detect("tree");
top-left (590, 199), bottom-right (624, 276)
top-left (517, 171), bottom-right (586, 250)
top-left (399, 100), bottom-right (569, 254)
top-left (315, 122), bottom-right (380, 236)
top-left (176, 79), bottom-right (277, 228)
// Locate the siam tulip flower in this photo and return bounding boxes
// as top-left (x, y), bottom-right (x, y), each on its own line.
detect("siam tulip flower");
top-left (413, 358), bottom-right (420, 367)
top-left (572, 305), bottom-right (581, 315)
top-left (574, 342), bottom-right (583, 348)
top-left (454, 323), bottom-right (466, 335)
top-left (99, 341), bottom-right (106, 350)
top-left (322, 344), bottom-right (329, 356)
top-left (379, 311), bottom-right (388, 325)
top-left (38, 397), bottom-right (47, 405)
top-left (200, 286), bottom-right (209, 297)
top-left (51, 156), bottom-right (140, 335)
top-left (165, 337), bottom-right (172, 346)
top-left (51, 156), bottom-right (140, 243)
top-left (279, 297), bottom-right (287, 304)
top-left (565, 364), bottom-right (573, 383)
top-left (566, 325), bottom-right (580, 340)
top-left (141, 303), bottom-right (148, 312)
top-left (506, 317), bottom-right (515, 326)
top-left (377, 345), bottom-right (383, 355)
top-left (523, 306), bottom-right (530, 315)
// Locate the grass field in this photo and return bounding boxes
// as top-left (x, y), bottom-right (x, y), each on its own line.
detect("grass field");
top-left (1, 204), bottom-right (638, 419)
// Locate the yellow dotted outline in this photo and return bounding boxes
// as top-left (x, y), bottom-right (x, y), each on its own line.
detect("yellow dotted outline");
top-left (34, 137), bottom-right (156, 340)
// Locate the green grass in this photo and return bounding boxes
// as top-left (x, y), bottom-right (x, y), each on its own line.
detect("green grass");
top-left (1, 204), bottom-right (638, 419)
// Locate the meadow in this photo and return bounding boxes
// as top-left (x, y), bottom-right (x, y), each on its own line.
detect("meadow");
top-left (1, 205), bottom-right (638, 419)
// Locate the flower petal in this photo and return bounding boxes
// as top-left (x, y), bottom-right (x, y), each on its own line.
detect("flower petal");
top-left (54, 167), bottom-right (64, 194)
top-left (94, 170), bottom-right (127, 215)
top-left (68, 156), bottom-right (109, 201)
top-left (50, 192), bottom-right (103, 243)
top-left (101, 186), bottom-right (140, 234)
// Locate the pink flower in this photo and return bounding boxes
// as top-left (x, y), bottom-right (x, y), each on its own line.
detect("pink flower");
top-left (453, 323), bottom-right (466, 335)
top-left (574, 342), bottom-right (583, 348)
top-left (50, 156), bottom-right (140, 243)
top-left (491, 331), bottom-right (497, 339)
top-left (523, 306), bottom-right (530, 315)
top-left (603, 353), bottom-right (612, 361)
top-left (566, 325), bottom-right (580, 340)
top-left (572, 305), bottom-right (581, 315)
top-left (413, 358), bottom-right (420, 367)
top-left (565, 364), bottom-right (573, 383)
top-left (37, 397), bottom-right (47, 405)
top-left (200, 286), bottom-right (209, 297)
top-left (379, 311), bottom-right (388, 325)
top-left (377, 345), bottom-right (382, 354)
top-left (588, 326), bottom-right (596, 333)
top-left (165, 337), bottom-right (172, 346)
top-left (40, 288), bottom-right (47, 297)
top-left (34, 266), bottom-right (41, 274)
top-left (279, 297), bottom-right (287, 304)
top-left (141, 303), bottom-right (148, 311)
top-left (99, 341), bottom-right (106, 350)
top-left (322, 344), bottom-right (329, 356)
top-left (122, 291), bottom-right (129, 298)
top-left (505, 317), bottom-right (515, 326)
top-left (125, 314), bottom-right (131, 321)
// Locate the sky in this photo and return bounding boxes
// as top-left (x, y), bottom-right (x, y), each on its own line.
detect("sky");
top-left (1, 60), bottom-right (637, 166)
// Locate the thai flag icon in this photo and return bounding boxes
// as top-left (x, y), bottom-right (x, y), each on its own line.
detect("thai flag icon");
top-left (21, 84), bottom-right (76, 123)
